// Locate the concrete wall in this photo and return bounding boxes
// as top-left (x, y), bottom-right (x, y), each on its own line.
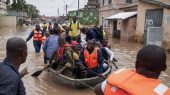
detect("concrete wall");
top-left (162, 8), bottom-right (170, 49)
top-left (121, 17), bottom-right (137, 41)
top-left (136, 1), bottom-right (170, 48)
top-left (99, 9), bottom-right (120, 27)
top-left (0, 16), bottom-right (16, 27)
top-left (135, 1), bottom-right (160, 42)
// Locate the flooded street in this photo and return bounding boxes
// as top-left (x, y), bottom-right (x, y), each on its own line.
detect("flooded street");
top-left (0, 26), bottom-right (170, 95)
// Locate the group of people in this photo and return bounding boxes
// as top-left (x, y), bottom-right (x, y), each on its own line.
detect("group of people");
top-left (0, 16), bottom-right (170, 95)
top-left (25, 16), bottom-right (110, 78)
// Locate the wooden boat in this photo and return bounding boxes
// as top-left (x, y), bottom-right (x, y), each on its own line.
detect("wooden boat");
top-left (49, 66), bottom-right (112, 88)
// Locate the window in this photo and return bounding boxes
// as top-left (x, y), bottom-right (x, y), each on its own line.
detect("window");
top-left (108, 0), bottom-right (112, 4)
top-left (102, 0), bottom-right (105, 5)
top-left (126, 0), bottom-right (132, 4)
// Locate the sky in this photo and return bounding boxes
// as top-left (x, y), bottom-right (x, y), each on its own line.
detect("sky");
top-left (25, 0), bottom-right (88, 16)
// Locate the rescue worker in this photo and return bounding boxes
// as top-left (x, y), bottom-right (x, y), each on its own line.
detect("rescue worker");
top-left (78, 40), bottom-right (104, 78)
top-left (94, 45), bottom-right (170, 95)
top-left (42, 21), bottom-right (47, 33)
top-left (69, 16), bottom-right (82, 43)
top-left (42, 35), bottom-right (46, 45)
top-left (26, 24), bottom-right (43, 53)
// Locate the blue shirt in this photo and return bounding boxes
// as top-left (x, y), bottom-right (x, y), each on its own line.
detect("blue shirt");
top-left (43, 35), bottom-right (59, 58)
top-left (0, 57), bottom-right (26, 95)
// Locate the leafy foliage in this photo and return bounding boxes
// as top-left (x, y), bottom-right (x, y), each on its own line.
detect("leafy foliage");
top-left (5, 0), bottom-right (40, 18)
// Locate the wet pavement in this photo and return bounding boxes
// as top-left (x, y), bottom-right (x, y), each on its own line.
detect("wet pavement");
top-left (0, 26), bottom-right (169, 95)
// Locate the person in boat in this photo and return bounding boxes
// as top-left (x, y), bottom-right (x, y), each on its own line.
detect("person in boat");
top-left (102, 39), bottom-right (111, 49)
top-left (96, 41), bottom-right (114, 63)
top-left (94, 45), bottom-right (170, 95)
top-left (42, 27), bottom-right (59, 64)
top-left (81, 27), bottom-right (100, 42)
top-left (80, 28), bottom-right (87, 48)
top-left (78, 40), bottom-right (104, 78)
top-left (50, 36), bottom-right (79, 75)
top-left (26, 24), bottom-right (44, 53)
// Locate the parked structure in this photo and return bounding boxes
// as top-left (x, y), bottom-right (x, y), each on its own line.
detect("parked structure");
top-left (135, 0), bottom-right (170, 49)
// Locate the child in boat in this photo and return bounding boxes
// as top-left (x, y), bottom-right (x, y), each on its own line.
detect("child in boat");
top-left (50, 36), bottom-right (79, 76)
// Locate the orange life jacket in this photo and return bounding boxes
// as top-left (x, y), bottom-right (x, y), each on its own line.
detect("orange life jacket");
top-left (84, 48), bottom-right (98, 69)
top-left (33, 30), bottom-right (43, 41)
top-left (57, 44), bottom-right (72, 59)
top-left (104, 69), bottom-right (170, 95)
top-left (42, 36), bottom-right (46, 44)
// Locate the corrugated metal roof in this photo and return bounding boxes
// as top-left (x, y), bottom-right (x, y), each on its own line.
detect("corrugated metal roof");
top-left (140, 0), bottom-right (170, 9)
top-left (106, 11), bottom-right (137, 20)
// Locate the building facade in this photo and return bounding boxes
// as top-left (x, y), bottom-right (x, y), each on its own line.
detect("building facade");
top-left (99, 0), bottom-right (138, 27)
top-left (0, 0), bottom-right (7, 15)
top-left (135, 0), bottom-right (170, 49)
top-left (85, 0), bottom-right (99, 10)
top-left (99, 0), bottom-right (138, 40)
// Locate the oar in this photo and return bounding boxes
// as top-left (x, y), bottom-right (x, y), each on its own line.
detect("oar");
top-left (31, 66), bottom-right (48, 77)
top-left (31, 55), bottom-right (64, 77)
top-left (112, 61), bottom-right (118, 69)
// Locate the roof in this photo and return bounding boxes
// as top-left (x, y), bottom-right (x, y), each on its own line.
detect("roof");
top-left (106, 11), bottom-right (137, 20)
top-left (140, 0), bottom-right (170, 9)
top-left (119, 2), bottom-right (138, 9)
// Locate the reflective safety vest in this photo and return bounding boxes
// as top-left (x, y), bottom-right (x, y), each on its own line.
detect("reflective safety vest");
top-left (33, 30), bottom-right (43, 41)
top-left (84, 48), bottom-right (98, 69)
top-left (57, 44), bottom-right (72, 59)
top-left (104, 69), bottom-right (170, 95)
top-left (69, 21), bottom-right (80, 37)
top-left (42, 36), bottom-right (46, 44)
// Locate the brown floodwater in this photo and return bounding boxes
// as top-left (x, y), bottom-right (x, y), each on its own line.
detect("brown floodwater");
top-left (0, 26), bottom-right (169, 95)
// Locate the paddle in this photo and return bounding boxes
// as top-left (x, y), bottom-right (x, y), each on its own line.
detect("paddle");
top-left (31, 66), bottom-right (48, 77)
top-left (31, 55), bottom-right (64, 77)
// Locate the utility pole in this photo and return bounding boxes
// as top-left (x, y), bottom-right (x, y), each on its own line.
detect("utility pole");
top-left (66, 4), bottom-right (68, 16)
top-left (58, 8), bottom-right (59, 17)
top-left (77, 0), bottom-right (79, 16)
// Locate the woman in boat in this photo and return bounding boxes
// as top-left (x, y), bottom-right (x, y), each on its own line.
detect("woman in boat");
top-left (94, 45), bottom-right (170, 95)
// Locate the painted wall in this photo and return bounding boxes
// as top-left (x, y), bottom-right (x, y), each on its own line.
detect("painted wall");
top-left (0, 16), bottom-right (16, 27)
top-left (121, 17), bottom-right (137, 41)
top-left (162, 8), bottom-right (170, 48)
top-left (136, 1), bottom-right (170, 48)
top-left (135, 1), bottom-right (160, 42)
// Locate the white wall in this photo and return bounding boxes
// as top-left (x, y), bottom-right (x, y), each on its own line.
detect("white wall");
top-left (0, 16), bottom-right (16, 27)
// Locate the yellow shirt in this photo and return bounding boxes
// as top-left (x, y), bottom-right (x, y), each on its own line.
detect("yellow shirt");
top-left (69, 21), bottom-right (81, 37)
